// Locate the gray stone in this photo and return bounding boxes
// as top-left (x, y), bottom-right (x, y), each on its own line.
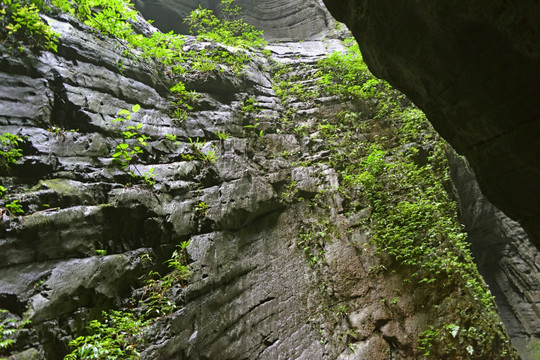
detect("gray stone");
top-left (135, 0), bottom-right (339, 40)
top-left (0, 2), bottom-right (536, 359)
top-left (450, 152), bottom-right (540, 359)
top-left (7, 348), bottom-right (44, 360)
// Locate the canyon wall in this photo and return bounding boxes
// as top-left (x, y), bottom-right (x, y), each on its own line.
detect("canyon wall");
top-left (0, 1), bottom-right (538, 359)
top-left (450, 153), bottom-right (540, 359)
top-left (135, 0), bottom-right (339, 40)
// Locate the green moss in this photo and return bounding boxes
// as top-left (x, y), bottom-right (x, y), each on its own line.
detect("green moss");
top-left (40, 179), bottom-right (79, 195)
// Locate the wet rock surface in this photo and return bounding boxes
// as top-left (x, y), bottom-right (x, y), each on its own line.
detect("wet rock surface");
top-left (0, 13), bottom-right (357, 359)
top-left (0, 2), bottom-right (537, 360)
top-left (450, 153), bottom-right (540, 359)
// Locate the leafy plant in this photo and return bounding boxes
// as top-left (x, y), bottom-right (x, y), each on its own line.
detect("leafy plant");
top-left (184, 0), bottom-right (266, 49)
top-left (169, 82), bottom-right (199, 122)
top-left (64, 310), bottom-right (148, 360)
top-left (5, 200), bottom-right (23, 215)
top-left (163, 240), bottom-right (192, 287)
top-left (140, 240), bottom-right (192, 317)
top-left (270, 36), bottom-right (516, 359)
top-left (187, 138), bottom-right (218, 163)
top-left (0, 310), bottom-right (30, 356)
top-left (112, 104), bottom-right (143, 168)
top-left (216, 131), bottom-right (231, 140)
top-left (240, 97), bottom-right (258, 114)
top-left (0, 0), bottom-right (60, 52)
top-left (0, 133), bottom-right (24, 172)
top-left (109, 104), bottom-right (159, 186)
top-left (67, 240), bottom-right (193, 358)
top-left (195, 201), bottom-right (209, 215)
top-left (139, 167), bottom-right (155, 186)
top-left (201, 149), bottom-right (218, 163)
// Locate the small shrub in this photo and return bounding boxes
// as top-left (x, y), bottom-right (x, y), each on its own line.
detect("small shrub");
top-left (184, 0), bottom-right (266, 49)
top-left (0, 133), bottom-right (24, 172)
top-left (5, 200), bottom-right (24, 215)
top-left (0, 0), bottom-right (60, 51)
top-left (64, 310), bottom-right (148, 360)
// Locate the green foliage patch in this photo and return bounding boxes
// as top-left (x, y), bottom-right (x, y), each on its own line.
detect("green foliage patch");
top-left (65, 240), bottom-right (192, 359)
top-left (0, 310), bottom-right (31, 358)
top-left (110, 104), bottom-right (156, 186)
top-left (0, 133), bottom-right (24, 173)
top-left (0, 0), bottom-right (60, 52)
top-left (272, 38), bottom-right (517, 359)
top-left (64, 310), bottom-right (148, 360)
top-left (185, 0), bottom-right (266, 49)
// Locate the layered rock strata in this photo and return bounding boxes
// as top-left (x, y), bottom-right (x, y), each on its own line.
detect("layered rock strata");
top-left (450, 153), bottom-right (540, 359)
top-left (0, 3), bottom-right (531, 360)
top-left (135, 0), bottom-right (339, 40)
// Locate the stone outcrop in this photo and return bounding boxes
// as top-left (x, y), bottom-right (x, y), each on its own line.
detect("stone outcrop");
top-left (135, 0), bottom-right (340, 40)
top-left (450, 152), bottom-right (540, 359)
top-left (320, 0), bottom-right (540, 250)
top-left (0, 1), bottom-right (537, 359)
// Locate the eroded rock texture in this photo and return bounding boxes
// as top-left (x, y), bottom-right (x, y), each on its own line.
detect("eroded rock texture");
top-left (135, 0), bottom-right (339, 40)
top-left (450, 153), bottom-right (540, 359)
top-left (0, 3), bottom-right (535, 360)
top-left (321, 0), bottom-right (540, 249)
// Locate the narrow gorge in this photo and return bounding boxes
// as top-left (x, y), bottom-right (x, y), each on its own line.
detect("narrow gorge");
top-left (0, 0), bottom-right (538, 359)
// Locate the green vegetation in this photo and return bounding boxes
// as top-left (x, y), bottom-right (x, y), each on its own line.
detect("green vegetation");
top-left (0, 133), bottom-right (25, 217)
top-left (240, 96), bottom-right (259, 114)
top-left (188, 137), bottom-right (218, 163)
top-left (185, 0), bottom-right (266, 49)
top-left (162, 240), bottom-right (192, 289)
top-left (0, 0), bottom-right (60, 52)
top-left (315, 43), bottom-right (372, 100)
top-left (0, 0), bottom-right (265, 195)
top-left (1, 0), bottom-right (267, 125)
top-left (0, 0), bottom-right (517, 357)
top-left (111, 104), bottom-right (155, 186)
top-left (65, 240), bottom-right (192, 359)
top-left (0, 133), bottom-right (24, 173)
top-left (5, 200), bottom-right (24, 215)
top-left (64, 310), bottom-right (147, 360)
top-left (216, 131), bottom-right (231, 141)
top-left (112, 104), bottom-right (145, 169)
top-left (195, 201), bottom-right (209, 216)
top-left (0, 310), bottom-right (30, 358)
top-left (272, 38), bottom-right (516, 359)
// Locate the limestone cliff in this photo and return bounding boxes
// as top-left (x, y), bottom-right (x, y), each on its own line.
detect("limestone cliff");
top-left (0, 1), bottom-right (537, 359)
top-left (134, 0), bottom-right (338, 40)
top-left (320, 0), bottom-right (540, 250)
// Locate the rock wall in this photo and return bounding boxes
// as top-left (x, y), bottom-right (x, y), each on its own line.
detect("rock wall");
top-left (0, 2), bottom-right (535, 360)
top-left (320, 0), bottom-right (540, 250)
top-left (0, 14), bottom-right (342, 358)
top-left (450, 152), bottom-right (540, 359)
top-left (135, 0), bottom-right (340, 40)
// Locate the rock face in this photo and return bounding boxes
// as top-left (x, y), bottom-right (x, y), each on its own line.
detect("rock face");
top-left (135, 0), bottom-right (339, 40)
top-left (320, 0), bottom-right (540, 250)
top-left (0, 2), bottom-right (537, 360)
top-left (450, 153), bottom-right (540, 359)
